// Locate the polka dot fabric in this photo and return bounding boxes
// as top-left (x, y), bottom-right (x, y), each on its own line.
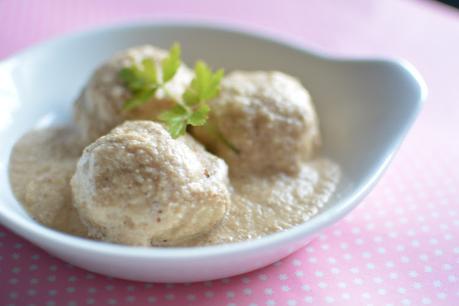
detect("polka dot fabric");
top-left (1, 0), bottom-right (458, 305)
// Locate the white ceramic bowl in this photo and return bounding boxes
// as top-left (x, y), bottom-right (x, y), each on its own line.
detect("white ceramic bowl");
top-left (0, 22), bottom-right (427, 282)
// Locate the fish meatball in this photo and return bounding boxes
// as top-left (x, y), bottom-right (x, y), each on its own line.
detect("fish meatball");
top-left (74, 45), bottom-right (193, 144)
top-left (192, 71), bottom-right (321, 174)
top-left (71, 121), bottom-right (230, 246)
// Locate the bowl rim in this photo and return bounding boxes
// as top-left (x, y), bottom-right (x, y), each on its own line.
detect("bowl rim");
top-left (0, 20), bottom-right (427, 259)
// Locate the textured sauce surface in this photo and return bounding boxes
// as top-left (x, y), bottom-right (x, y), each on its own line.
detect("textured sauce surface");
top-left (9, 125), bottom-right (339, 246)
top-left (9, 126), bottom-right (88, 236)
top-left (194, 160), bottom-right (340, 245)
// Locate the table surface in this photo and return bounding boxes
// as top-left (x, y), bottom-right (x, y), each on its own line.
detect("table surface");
top-left (1, 0), bottom-right (458, 305)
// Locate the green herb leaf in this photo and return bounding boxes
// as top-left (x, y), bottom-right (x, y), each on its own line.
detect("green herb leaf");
top-left (120, 57), bottom-right (162, 110)
top-left (188, 104), bottom-right (210, 126)
top-left (123, 89), bottom-right (157, 111)
top-left (141, 58), bottom-right (157, 84)
top-left (161, 43), bottom-right (181, 83)
top-left (119, 67), bottom-right (146, 92)
top-left (120, 43), bottom-right (226, 141)
top-left (158, 105), bottom-right (189, 138)
top-left (183, 61), bottom-right (224, 106)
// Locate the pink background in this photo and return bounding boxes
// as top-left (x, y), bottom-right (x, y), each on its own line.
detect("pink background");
top-left (1, 0), bottom-right (458, 305)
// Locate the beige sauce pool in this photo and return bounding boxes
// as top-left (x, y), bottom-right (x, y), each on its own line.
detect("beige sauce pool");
top-left (9, 126), bottom-right (340, 246)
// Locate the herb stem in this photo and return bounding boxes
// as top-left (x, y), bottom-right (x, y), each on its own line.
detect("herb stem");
top-left (159, 84), bottom-right (192, 114)
top-left (206, 122), bottom-right (240, 154)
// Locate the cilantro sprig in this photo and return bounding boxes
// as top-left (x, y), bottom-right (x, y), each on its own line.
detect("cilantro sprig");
top-left (118, 43), bottom-right (239, 153)
top-left (119, 43), bottom-right (222, 137)
top-left (158, 61), bottom-right (224, 138)
top-left (119, 43), bottom-right (181, 111)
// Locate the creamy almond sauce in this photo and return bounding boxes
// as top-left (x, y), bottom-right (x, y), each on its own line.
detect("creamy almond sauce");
top-left (9, 126), bottom-right (88, 236)
top-left (9, 46), bottom-right (340, 247)
top-left (9, 125), bottom-right (339, 246)
top-left (194, 160), bottom-right (339, 245)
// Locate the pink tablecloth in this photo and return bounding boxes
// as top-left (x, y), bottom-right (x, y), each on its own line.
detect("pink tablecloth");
top-left (1, 0), bottom-right (458, 305)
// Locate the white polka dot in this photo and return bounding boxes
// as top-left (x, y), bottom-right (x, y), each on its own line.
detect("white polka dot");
top-left (258, 274), bottom-right (268, 281)
top-left (303, 296), bottom-right (313, 303)
top-left (278, 274), bottom-right (288, 280)
top-left (287, 300), bottom-right (297, 306)
top-left (400, 256), bottom-right (410, 263)
top-left (205, 291), bottom-right (214, 298)
top-left (401, 298), bottom-right (411, 305)
top-left (147, 296), bottom-right (156, 303)
top-left (29, 264), bottom-right (38, 271)
top-left (186, 294), bottom-right (196, 301)
top-left (331, 267), bottom-right (340, 274)
top-left (292, 259), bottom-right (302, 266)
top-left (88, 288), bottom-right (97, 294)
top-left (437, 292), bottom-right (447, 299)
top-left (126, 285), bottom-right (136, 291)
top-left (308, 257), bottom-right (317, 263)
top-left (421, 298), bottom-right (431, 304)
top-left (325, 296), bottom-right (335, 303)
top-left (164, 293), bottom-right (174, 300)
top-left (314, 271), bottom-right (324, 277)
top-left (353, 278), bottom-right (363, 285)
top-left (409, 271), bottom-right (418, 278)
top-left (349, 267), bottom-right (359, 274)
top-left (327, 257), bottom-right (336, 264)
top-left (301, 284), bottom-right (311, 291)
top-left (413, 282), bottom-right (422, 289)
top-left (244, 288), bottom-right (252, 295)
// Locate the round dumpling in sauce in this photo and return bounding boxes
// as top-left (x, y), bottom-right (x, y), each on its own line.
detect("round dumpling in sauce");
top-left (74, 45), bottom-right (193, 144)
top-left (192, 71), bottom-right (321, 174)
top-left (71, 121), bottom-right (230, 246)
